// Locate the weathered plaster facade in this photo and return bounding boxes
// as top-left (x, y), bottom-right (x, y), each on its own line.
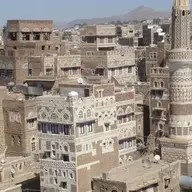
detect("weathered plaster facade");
top-left (160, 0), bottom-right (192, 175)
top-left (92, 158), bottom-right (180, 192)
top-left (37, 83), bottom-right (142, 192)
top-left (81, 25), bottom-right (136, 84)
top-left (1, 20), bottom-right (67, 83)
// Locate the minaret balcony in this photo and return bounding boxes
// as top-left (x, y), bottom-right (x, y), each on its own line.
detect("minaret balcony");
top-left (151, 87), bottom-right (166, 91)
top-left (151, 115), bottom-right (167, 121)
top-left (152, 107), bottom-right (166, 111)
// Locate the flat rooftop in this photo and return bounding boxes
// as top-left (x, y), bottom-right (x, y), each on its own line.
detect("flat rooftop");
top-left (102, 157), bottom-right (180, 191)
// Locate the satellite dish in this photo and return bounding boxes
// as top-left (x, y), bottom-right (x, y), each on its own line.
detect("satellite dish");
top-left (1, 158), bottom-right (5, 164)
top-left (143, 159), bottom-right (151, 169)
top-left (77, 78), bottom-right (83, 84)
top-left (154, 155), bottom-right (161, 163)
top-left (77, 77), bottom-right (88, 85)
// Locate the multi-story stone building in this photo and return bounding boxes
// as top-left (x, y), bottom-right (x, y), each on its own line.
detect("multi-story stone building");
top-left (0, 20), bottom-right (67, 83)
top-left (24, 54), bottom-right (81, 93)
top-left (160, 0), bottom-right (192, 176)
top-left (81, 25), bottom-right (137, 84)
top-left (142, 24), bottom-right (165, 46)
top-left (0, 155), bottom-right (39, 192)
top-left (92, 158), bottom-right (181, 192)
top-left (3, 98), bottom-right (39, 157)
top-left (0, 85), bottom-right (42, 192)
top-left (116, 24), bottom-right (139, 47)
top-left (150, 67), bottom-right (169, 137)
top-left (135, 46), bottom-right (146, 82)
top-left (28, 54), bottom-right (81, 80)
top-left (37, 83), bottom-right (143, 192)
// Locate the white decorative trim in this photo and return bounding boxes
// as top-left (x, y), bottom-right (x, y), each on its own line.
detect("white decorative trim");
top-left (100, 138), bottom-right (114, 154)
top-left (77, 160), bottom-right (100, 170)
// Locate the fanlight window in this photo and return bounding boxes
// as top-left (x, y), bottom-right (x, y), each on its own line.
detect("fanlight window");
top-left (87, 109), bottom-right (91, 118)
top-left (63, 113), bottom-right (69, 120)
top-left (50, 113), bottom-right (58, 121)
top-left (79, 111), bottom-right (83, 119)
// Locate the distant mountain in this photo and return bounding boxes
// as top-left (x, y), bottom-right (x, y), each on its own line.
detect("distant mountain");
top-left (65, 6), bottom-right (170, 28)
top-left (54, 22), bottom-right (68, 29)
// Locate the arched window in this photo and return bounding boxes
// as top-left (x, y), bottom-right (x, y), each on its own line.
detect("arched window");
top-left (31, 138), bottom-right (36, 151)
top-left (160, 81), bottom-right (164, 87)
top-left (15, 113), bottom-right (21, 123)
top-left (117, 108), bottom-right (124, 116)
top-left (17, 136), bottom-right (21, 146)
top-left (157, 101), bottom-right (162, 108)
top-left (50, 113), bottom-right (58, 121)
top-left (111, 190), bottom-right (117, 192)
top-left (87, 109), bottom-right (91, 118)
top-left (182, 10), bottom-right (185, 16)
top-left (154, 81), bottom-right (158, 87)
top-left (79, 111), bottom-right (83, 119)
top-left (159, 124), bottom-right (164, 130)
top-left (11, 136), bottom-right (15, 146)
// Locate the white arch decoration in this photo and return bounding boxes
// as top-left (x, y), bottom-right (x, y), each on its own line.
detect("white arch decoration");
top-left (43, 27), bottom-right (51, 32)
top-left (28, 111), bottom-right (35, 119)
top-left (125, 106), bottom-right (134, 114)
top-left (21, 27), bottom-right (30, 32)
top-left (33, 27), bottom-right (40, 32)
top-left (117, 108), bottom-right (124, 116)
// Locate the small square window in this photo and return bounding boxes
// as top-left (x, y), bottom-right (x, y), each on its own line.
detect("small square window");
top-left (62, 154), bottom-right (69, 162)
top-left (104, 123), bottom-right (110, 131)
top-left (60, 182), bottom-right (67, 189)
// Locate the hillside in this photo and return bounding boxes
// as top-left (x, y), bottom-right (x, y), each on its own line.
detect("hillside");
top-left (65, 6), bottom-right (170, 28)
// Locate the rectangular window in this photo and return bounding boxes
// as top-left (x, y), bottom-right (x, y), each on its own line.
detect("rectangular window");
top-left (98, 90), bottom-right (103, 98)
top-left (28, 119), bottom-right (35, 129)
top-left (119, 138), bottom-right (136, 150)
top-left (104, 123), bottom-right (110, 131)
top-left (9, 32), bottom-right (17, 41)
top-left (62, 154), bottom-right (69, 162)
top-left (22, 33), bottom-right (30, 41)
top-left (99, 37), bottom-right (105, 43)
top-left (60, 182), bottom-right (67, 189)
top-left (33, 33), bottom-right (40, 40)
top-left (28, 69), bottom-right (32, 76)
top-left (88, 123), bottom-right (93, 133)
top-left (32, 142), bottom-right (36, 151)
top-left (79, 125), bottom-right (85, 135)
top-left (43, 33), bottom-right (51, 41)
top-left (108, 37), bottom-right (113, 43)
top-left (128, 67), bottom-right (132, 73)
top-left (117, 116), bottom-right (123, 124)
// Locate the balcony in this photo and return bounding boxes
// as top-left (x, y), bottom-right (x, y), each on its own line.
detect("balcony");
top-left (119, 146), bottom-right (137, 156)
top-left (39, 159), bottom-right (76, 169)
top-left (25, 75), bottom-right (55, 82)
top-left (151, 87), bottom-right (166, 91)
top-left (151, 115), bottom-right (167, 121)
top-left (152, 107), bottom-right (166, 111)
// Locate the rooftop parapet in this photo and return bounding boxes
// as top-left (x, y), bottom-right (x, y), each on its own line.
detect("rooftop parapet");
top-left (81, 24), bottom-right (116, 36)
top-left (150, 67), bottom-right (169, 76)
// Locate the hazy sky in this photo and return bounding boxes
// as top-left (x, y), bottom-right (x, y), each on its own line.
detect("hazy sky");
top-left (0, 0), bottom-right (186, 25)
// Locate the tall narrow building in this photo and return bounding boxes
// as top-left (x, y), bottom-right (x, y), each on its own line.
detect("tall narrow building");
top-left (161, 0), bottom-right (192, 175)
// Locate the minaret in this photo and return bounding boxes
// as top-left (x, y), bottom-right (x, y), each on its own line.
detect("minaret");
top-left (169, 0), bottom-right (192, 140)
top-left (161, 0), bottom-right (192, 175)
top-left (172, 0), bottom-right (191, 49)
